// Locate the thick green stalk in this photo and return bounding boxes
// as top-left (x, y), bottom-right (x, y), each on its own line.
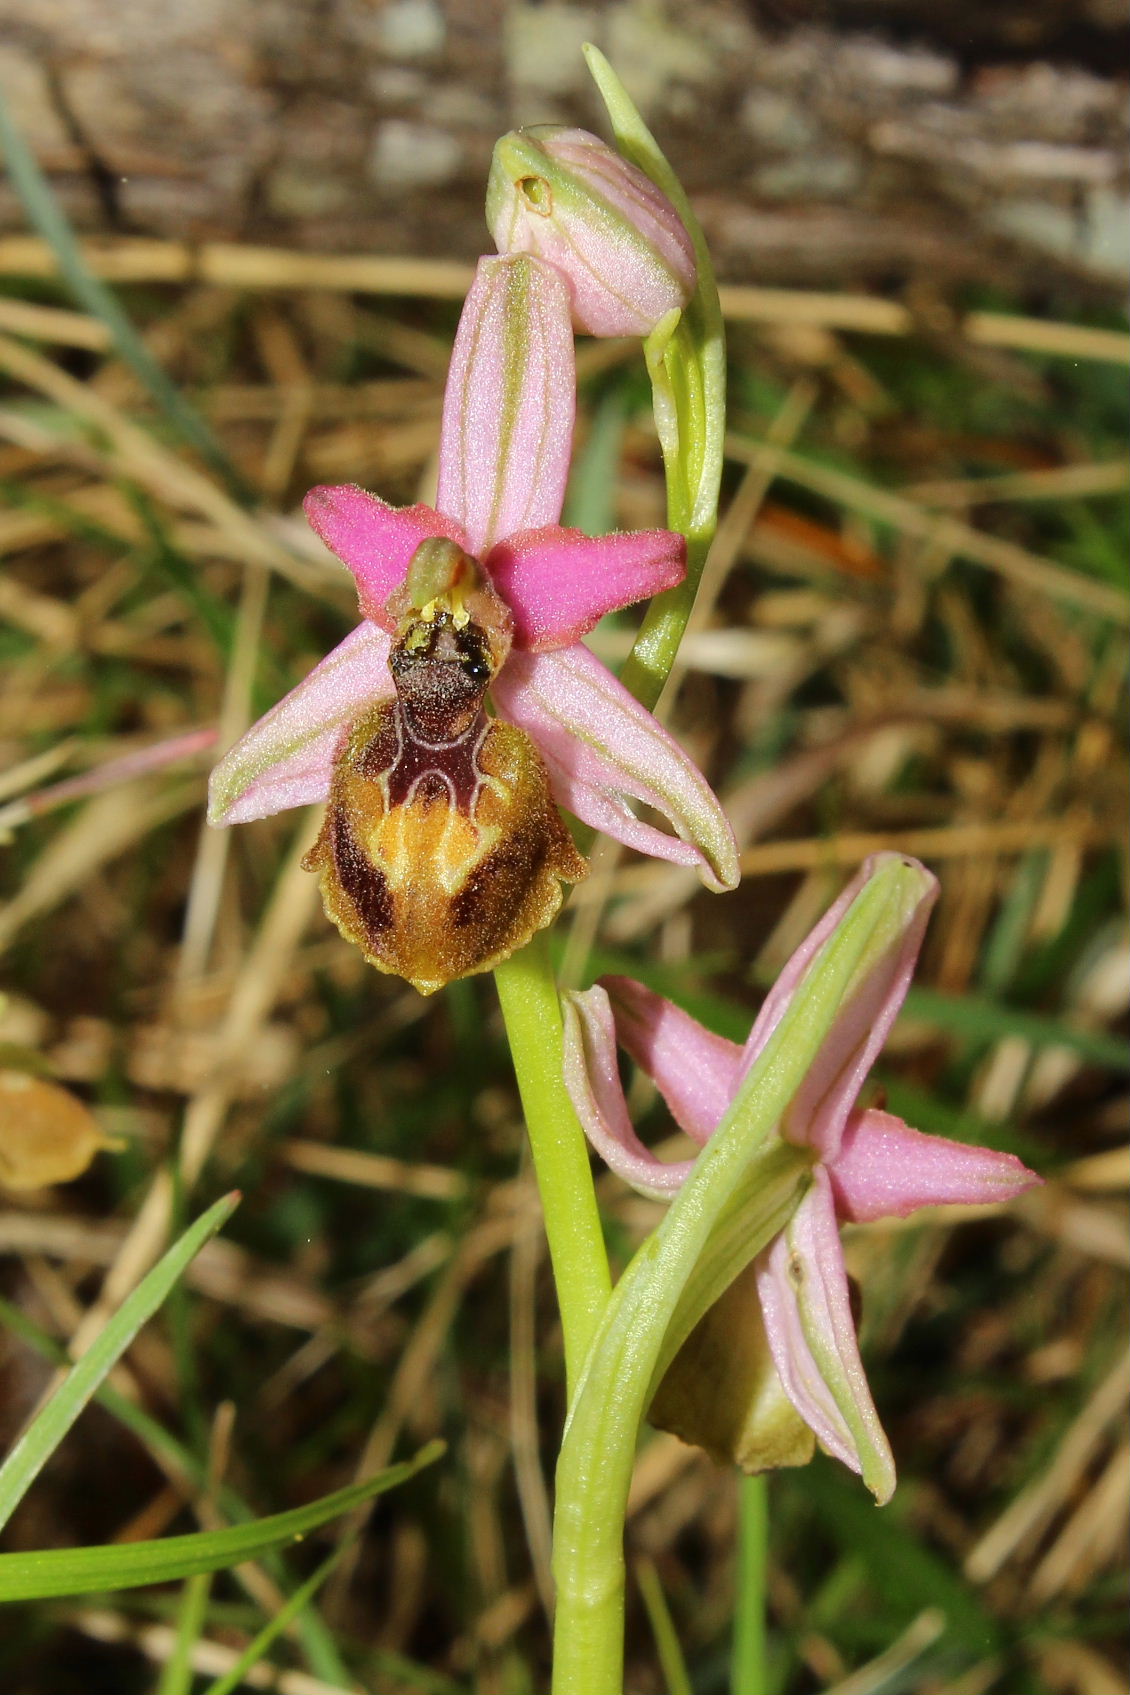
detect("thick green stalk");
top-left (494, 933), bottom-right (611, 1393)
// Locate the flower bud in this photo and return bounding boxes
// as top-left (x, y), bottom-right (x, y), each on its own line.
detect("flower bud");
top-left (486, 126), bottom-right (697, 338)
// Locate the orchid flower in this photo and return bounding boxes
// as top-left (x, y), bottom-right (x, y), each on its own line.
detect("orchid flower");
top-left (562, 854), bottom-right (1040, 1501)
top-left (209, 253), bottom-right (738, 993)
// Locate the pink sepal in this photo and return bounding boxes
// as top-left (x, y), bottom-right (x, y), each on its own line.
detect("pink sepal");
top-left (303, 486), bottom-right (465, 626)
top-left (562, 987), bottom-right (695, 1199)
top-left (492, 644), bottom-right (739, 891)
top-left (437, 255), bottom-right (575, 557)
top-left (485, 525), bottom-right (685, 653)
top-left (206, 622), bottom-right (393, 825)
top-left (756, 1170), bottom-right (896, 1503)
top-left (830, 1109), bottom-right (1041, 1223)
top-left (736, 854), bottom-right (937, 1162)
top-left (602, 976), bottom-right (743, 1145)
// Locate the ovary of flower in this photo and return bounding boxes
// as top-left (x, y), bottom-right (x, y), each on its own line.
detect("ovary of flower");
top-left (208, 253), bottom-right (738, 992)
top-left (562, 854), bottom-right (1041, 1501)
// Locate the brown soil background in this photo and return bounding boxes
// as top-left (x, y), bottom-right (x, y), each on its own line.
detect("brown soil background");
top-left (1, 0), bottom-right (1127, 297)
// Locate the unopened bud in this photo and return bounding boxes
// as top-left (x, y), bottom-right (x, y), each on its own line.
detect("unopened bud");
top-left (487, 126), bottom-right (697, 338)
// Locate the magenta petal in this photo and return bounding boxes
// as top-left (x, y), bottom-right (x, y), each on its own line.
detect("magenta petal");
top-left (437, 255), bottom-right (575, 555)
top-left (303, 485), bottom-right (465, 626)
top-left (492, 645), bottom-right (739, 891)
top-left (756, 1170), bottom-right (896, 1503)
top-left (485, 525), bottom-right (685, 653)
top-left (207, 622), bottom-right (393, 825)
top-left (830, 1108), bottom-right (1042, 1224)
top-left (602, 976), bottom-right (743, 1145)
top-left (562, 986), bottom-right (695, 1198)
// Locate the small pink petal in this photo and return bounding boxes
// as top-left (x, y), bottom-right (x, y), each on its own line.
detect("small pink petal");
top-left (756, 1170), bottom-right (896, 1503)
top-left (562, 986), bottom-right (694, 1198)
top-left (735, 855), bottom-right (937, 1162)
top-left (437, 255), bottom-right (575, 555)
top-left (492, 644), bottom-right (739, 891)
top-left (485, 525), bottom-right (685, 653)
top-left (303, 485), bottom-right (465, 626)
top-left (602, 976), bottom-right (743, 1145)
top-left (829, 1108), bottom-right (1042, 1224)
top-left (207, 622), bottom-right (393, 825)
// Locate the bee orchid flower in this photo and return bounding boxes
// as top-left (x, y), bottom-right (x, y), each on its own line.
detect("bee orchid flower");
top-left (562, 854), bottom-right (1041, 1500)
top-left (209, 253), bottom-right (738, 993)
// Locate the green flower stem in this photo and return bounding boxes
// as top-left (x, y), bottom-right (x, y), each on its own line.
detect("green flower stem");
top-left (494, 933), bottom-right (611, 1394)
top-left (550, 864), bottom-right (917, 1694)
top-left (732, 1475), bottom-right (770, 1695)
top-left (585, 45), bottom-right (727, 713)
top-left (618, 525), bottom-right (713, 711)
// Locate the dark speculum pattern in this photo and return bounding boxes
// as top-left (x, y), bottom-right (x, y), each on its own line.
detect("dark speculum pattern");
top-left (330, 804), bottom-right (393, 934)
top-left (451, 832), bottom-right (547, 938)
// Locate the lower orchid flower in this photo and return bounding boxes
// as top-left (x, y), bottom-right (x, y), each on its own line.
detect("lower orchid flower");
top-left (562, 853), bottom-right (1041, 1501)
top-left (208, 252), bottom-right (738, 993)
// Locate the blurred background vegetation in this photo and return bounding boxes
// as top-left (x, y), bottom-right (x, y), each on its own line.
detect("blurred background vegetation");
top-left (0, 3), bottom-right (1126, 1692)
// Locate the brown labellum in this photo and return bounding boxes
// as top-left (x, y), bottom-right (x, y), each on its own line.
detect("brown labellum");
top-left (303, 542), bottom-right (587, 994)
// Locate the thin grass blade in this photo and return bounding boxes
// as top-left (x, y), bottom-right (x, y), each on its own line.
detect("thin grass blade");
top-left (0, 1441), bottom-right (444, 1601)
top-left (0, 1192), bottom-right (240, 1532)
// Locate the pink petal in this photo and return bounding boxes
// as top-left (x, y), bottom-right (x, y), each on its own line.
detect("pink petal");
top-left (829, 1108), bottom-right (1041, 1224)
top-left (601, 976), bottom-right (743, 1144)
top-left (485, 525), bottom-right (685, 653)
top-left (492, 644), bottom-right (739, 891)
top-left (737, 854), bottom-right (937, 1162)
top-left (756, 1170), bottom-right (896, 1503)
top-left (437, 255), bottom-right (575, 556)
top-left (303, 485), bottom-right (465, 626)
top-left (562, 986), bottom-right (695, 1198)
top-left (207, 622), bottom-right (393, 826)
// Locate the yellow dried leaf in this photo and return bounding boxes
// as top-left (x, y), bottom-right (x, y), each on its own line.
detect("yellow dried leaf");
top-left (0, 1070), bottom-right (116, 1191)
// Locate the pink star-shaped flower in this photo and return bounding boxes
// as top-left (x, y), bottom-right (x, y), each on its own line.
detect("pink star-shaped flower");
top-left (563, 854), bottom-right (1040, 1500)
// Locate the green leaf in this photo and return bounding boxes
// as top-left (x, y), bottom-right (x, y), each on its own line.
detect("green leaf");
top-left (0, 1192), bottom-right (240, 1534)
top-left (0, 1441), bottom-right (443, 1601)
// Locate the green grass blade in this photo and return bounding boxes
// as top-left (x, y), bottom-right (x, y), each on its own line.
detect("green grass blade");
top-left (903, 986), bottom-right (1130, 1071)
top-left (0, 1294), bottom-right (350, 1685)
top-left (0, 1192), bottom-right (240, 1534)
top-left (200, 1542), bottom-right (347, 1695)
top-left (0, 88), bottom-right (246, 500)
top-left (158, 1571), bottom-right (213, 1695)
top-left (637, 1558), bottom-right (693, 1695)
top-left (0, 1441), bottom-right (444, 1601)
